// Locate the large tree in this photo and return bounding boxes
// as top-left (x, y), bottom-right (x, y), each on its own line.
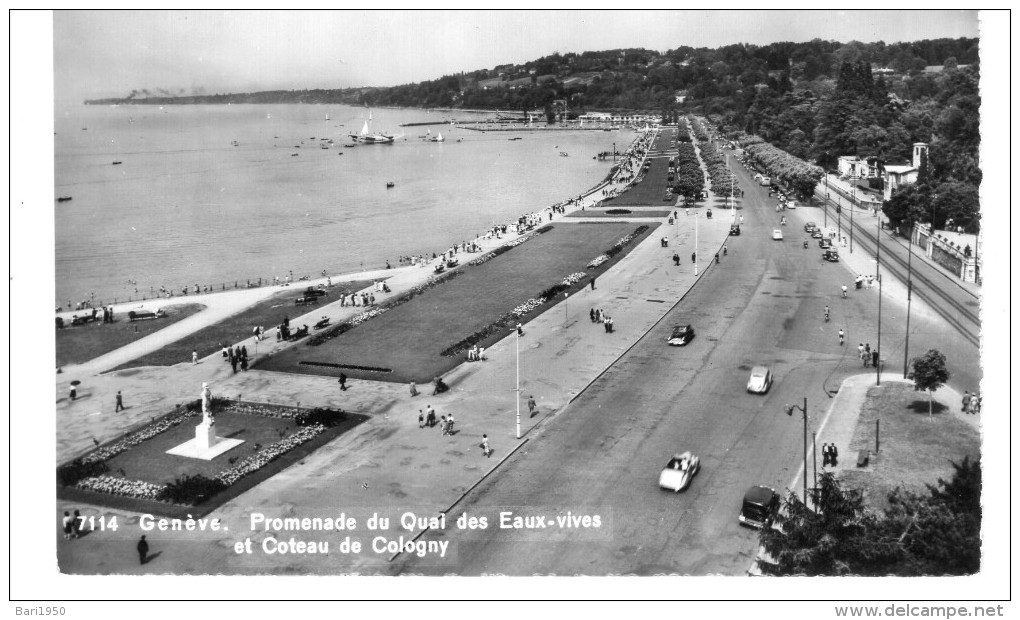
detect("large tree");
top-left (909, 349), bottom-right (950, 418)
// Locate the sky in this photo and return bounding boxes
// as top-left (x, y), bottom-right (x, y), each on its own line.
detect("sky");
top-left (52, 9), bottom-right (980, 103)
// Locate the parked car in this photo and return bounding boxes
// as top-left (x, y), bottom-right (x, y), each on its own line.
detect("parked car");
top-left (729, 224), bottom-right (741, 236)
top-left (785, 201), bottom-right (797, 209)
top-left (772, 229), bottom-right (784, 240)
top-left (738, 485), bottom-right (780, 529)
top-left (819, 238), bottom-right (833, 249)
top-left (659, 452), bottom-right (701, 492)
top-left (823, 249), bottom-right (840, 262)
top-left (747, 365), bottom-right (773, 393)
top-left (295, 296), bottom-right (319, 306)
top-left (667, 324), bottom-right (695, 346)
top-left (812, 230), bottom-right (824, 239)
top-left (803, 221), bottom-right (817, 232)
top-left (304, 286), bottom-right (327, 297)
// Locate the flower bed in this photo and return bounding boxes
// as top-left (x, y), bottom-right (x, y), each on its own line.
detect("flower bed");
top-left (60, 399), bottom-right (348, 506)
top-left (587, 254), bottom-right (610, 268)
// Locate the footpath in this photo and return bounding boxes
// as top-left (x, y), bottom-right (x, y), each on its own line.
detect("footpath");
top-left (55, 127), bottom-right (736, 574)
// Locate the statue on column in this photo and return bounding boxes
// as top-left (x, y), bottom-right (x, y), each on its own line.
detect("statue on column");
top-left (201, 382), bottom-right (214, 424)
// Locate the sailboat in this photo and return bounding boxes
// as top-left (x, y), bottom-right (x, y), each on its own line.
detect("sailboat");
top-left (349, 119), bottom-right (394, 144)
top-left (433, 132), bottom-right (445, 143)
top-left (325, 112), bottom-right (330, 121)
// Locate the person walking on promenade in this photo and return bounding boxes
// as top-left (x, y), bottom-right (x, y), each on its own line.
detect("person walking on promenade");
top-left (691, 252), bottom-right (696, 264)
top-left (821, 443), bottom-right (830, 466)
top-left (69, 384), bottom-right (77, 401)
top-left (426, 405), bottom-right (436, 428)
top-left (858, 343), bottom-right (865, 363)
top-left (231, 357), bottom-right (238, 374)
top-left (590, 308), bottom-right (596, 323)
top-left (962, 391), bottom-right (971, 414)
top-left (440, 416), bottom-right (448, 434)
top-left (338, 372), bottom-right (348, 391)
top-left (528, 395), bottom-right (537, 418)
top-left (590, 277), bottom-right (596, 290)
top-left (838, 329), bottom-right (845, 346)
top-left (481, 434), bottom-right (492, 458)
top-left (418, 410), bottom-right (425, 428)
top-left (829, 444), bottom-right (839, 466)
top-left (516, 323), bottom-right (524, 337)
top-left (410, 380), bottom-right (418, 397)
top-left (115, 391), bottom-right (124, 412)
top-left (72, 509), bottom-right (82, 538)
top-left (871, 349), bottom-right (879, 370)
top-left (137, 535), bottom-right (149, 565)
top-left (62, 511), bottom-right (74, 541)
top-left (446, 413), bottom-right (454, 435)
top-left (192, 350), bottom-right (199, 365)
top-left (240, 356), bottom-right (248, 372)
top-left (607, 316), bottom-right (614, 333)
top-left (673, 252), bottom-right (680, 266)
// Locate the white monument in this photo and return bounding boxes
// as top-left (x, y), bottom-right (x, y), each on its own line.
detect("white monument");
top-left (167, 382), bottom-right (244, 460)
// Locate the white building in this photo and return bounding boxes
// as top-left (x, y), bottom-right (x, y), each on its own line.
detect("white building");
top-left (882, 143), bottom-right (928, 201)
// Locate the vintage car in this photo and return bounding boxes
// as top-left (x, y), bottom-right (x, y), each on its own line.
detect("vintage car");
top-left (303, 286), bottom-right (328, 297)
top-left (729, 224), bottom-right (741, 236)
top-left (295, 296), bottom-right (319, 306)
top-left (127, 309), bottom-right (167, 322)
top-left (819, 238), bottom-right (833, 249)
top-left (772, 229), bottom-right (784, 240)
top-left (812, 230), bottom-right (824, 239)
top-left (747, 365), bottom-right (773, 394)
top-left (667, 324), bottom-right (695, 346)
top-left (738, 485), bottom-right (780, 529)
top-left (803, 221), bottom-right (817, 232)
top-left (823, 249), bottom-right (840, 262)
top-left (659, 452), bottom-right (701, 492)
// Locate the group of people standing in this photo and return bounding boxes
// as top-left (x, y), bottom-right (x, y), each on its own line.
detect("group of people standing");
top-left (466, 345), bottom-right (487, 362)
top-left (961, 391), bottom-right (982, 415)
top-left (339, 291), bottom-right (376, 307)
top-left (857, 343), bottom-right (880, 368)
top-left (222, 343), bottom-right (250, 373)
top-left (418, 404), bottom-right (455, 435)
top-left (590, 307), bottom-right (614, 333)
top-left (821, 443), bottom-right (840, 466)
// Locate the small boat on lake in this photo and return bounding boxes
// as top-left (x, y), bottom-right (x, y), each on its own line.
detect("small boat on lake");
top-left (386, 182), bottom-right (395, 188)
top-left (57, 196), bottom-right (73, 202)
top-left (112, 161), bottom-right (123, 165)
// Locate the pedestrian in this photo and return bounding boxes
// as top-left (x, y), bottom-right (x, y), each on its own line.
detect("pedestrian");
top-left (440, 416), bottom-right (448, 434)
top-left (338, 372), bottom-right (347, 391)
top-left (410, 380), bottom-right (418, 397)
top-left (516, 323), bottom-right (524, 337)
top-left (961, 391), bottom-right (971, 414)
top-left (691, 252), bottom-right (696, 264)
top-left (228, 348), bottom-right (235, 365)
top-left (418, 410), bottom-right (425, 428)
top-left (590, 277), bottom-right (596, 290)
top-left (528, 395), bottom-right (537, 418)
top-left (604, 317), bottom-right (610, 333)
top-left (830, 444), bottom-right (839, 466)
top-left (838, 329), bottom-right (844, 345)
top-left (241, 345), bottom-right (248, 360)
top-left (858, 343), bottom-right (865, 363)
top-left (62, 511), bottom-right (74, 541)
top-left (607, 316), bottom-right (614, 333)
top-left (478, 346), bottom-right (486, 361)
top-left (192, 350), bottom-right (198, 365)
top-left (115, 391), bottom-right (124, 412)
top-left (447, 413), bottom-right (455, 434)
top-left (240, 356), bottom-right (248, 372)
top-left (231, 357), bottom-right (238, 373)
top-left (820, 443), bottom-right (830, 466)
top-left (481, 434), bottom-right (492, 458)
top-left (866, 275), bottom-right (873, 289)
top-left (222, 345), bottom-right (228, 359)
top-left (72, 509), bottom-right (81, 538)
top-left (672, 252), bottom-right (679, 266)
top-left (137, 535), bottom-right (149, 565)
top-left (69, 384), bottom-right (77, 401)
top-left (590, 308), bottom-right (596, 323)
top-left (871, 349), bottom-right (879, 369)
top-left (427, 405), bottom-right (436, 427)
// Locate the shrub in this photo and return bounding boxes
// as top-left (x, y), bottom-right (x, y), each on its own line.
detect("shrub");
top-left (294, 407), bottom-right (347, 428)
top-left (157, 474), bottom-right (228, 506)
top-left (57, 459), bottom-right (110, 487)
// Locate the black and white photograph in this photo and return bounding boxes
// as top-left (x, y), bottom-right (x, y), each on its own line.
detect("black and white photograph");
top-left (10, 8), bottom-right (1011, 611)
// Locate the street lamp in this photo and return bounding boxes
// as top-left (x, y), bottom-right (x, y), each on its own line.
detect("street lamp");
top-left (849, 185), bottom-right (855, 254)
top-left (515, 329), bottom-right (521, 439)
top-left (784, 398), bottom-right (809, 505)
top-left (902, 223), bottom-right (915, 379)
top-left (876, 212), bottom-right (882, 386)
top-left (694, 211), bottom-right (699, 276)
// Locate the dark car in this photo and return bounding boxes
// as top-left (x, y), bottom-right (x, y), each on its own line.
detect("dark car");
top-left (667, 324), bottom-right (695, 346)
top-left (729, 224), bottom-right (741, 236)
top-left (295, 296), bottom-right (319, 306)
top-left (803, 221), bottom-right (817, 232)
top-left (819, 238), bottom-right (833, 249)
top-left (739, 485), bottom-right (780, 529)
top-left (823, 249), bottom-right (840, 262)
top-left (303, 286), bottom-right (327, 297)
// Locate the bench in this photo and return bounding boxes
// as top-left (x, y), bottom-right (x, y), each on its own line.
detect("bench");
top-left (856, 450), bottom-right (870, 468)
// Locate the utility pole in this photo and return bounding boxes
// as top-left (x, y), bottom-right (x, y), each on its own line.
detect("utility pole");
top-left (876, 212), bottom-right (882, 386)
top-left (903, 224), bottom-right (915, 378)
top-left (849, 185), bottom-right (855, 253)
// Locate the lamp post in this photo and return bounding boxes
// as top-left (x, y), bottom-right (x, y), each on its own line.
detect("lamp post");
top-left (694, 211), bottom-right (699, 276)
top-left (876, 212), bottom-right (882, 386)
top-left (563, 292), bottom-right (568, 325)
top-left (849, 185), bottom-right (855, 254)
top-left (784, 398), bottom-right (809, 505)
top-left (823, 171), bottom-right (829, 229)
top-left (515, 329), bottom-right (521, 439)
top-left (903, 223), bottom-right (915, 379)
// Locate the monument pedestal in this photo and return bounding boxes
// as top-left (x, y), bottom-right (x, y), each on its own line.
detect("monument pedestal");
top-left (166, 420), bottom-right (244, 461)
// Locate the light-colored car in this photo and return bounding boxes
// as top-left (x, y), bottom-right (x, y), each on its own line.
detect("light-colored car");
top-left (747, 365), bottom-right (773, 393)
top-left (803, 221), bottom-right (817, 232)
top-left (659, 452), bottom-right (701, 492)
top-left (785, 201), bottom-right (797, 209)
top-left (772, 229), bottom-right (784, 240)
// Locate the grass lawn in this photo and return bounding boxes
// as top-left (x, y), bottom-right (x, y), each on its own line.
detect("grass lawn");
top-left (838, 382), bottom-right (980, 513)
top-left (565, 209), bottom-right (672, 219)
top-left (257, 222), bottom-right (657, 383)
top-left (112, 280), bottom-right (376, 370)
top-left (56, 304), bottom-right (205, 367)
top-left (57, 404), bottom-right (368, 519)
top-left (603, 156), bottom-right (674, 206)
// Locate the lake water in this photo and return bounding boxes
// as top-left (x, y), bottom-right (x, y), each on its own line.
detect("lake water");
top-left (54, 103), bottom-right (627, 306)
